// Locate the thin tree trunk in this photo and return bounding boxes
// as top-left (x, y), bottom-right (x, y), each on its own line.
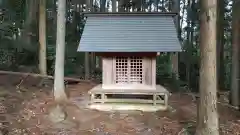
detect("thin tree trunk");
top-left (86, 0), bottom-right (95, 74)
top-left (154, 0), bottom-right (160, 12)
top-left (53, 0), bottom-right (57, 25)
top-left (195, 0), bottom-right (219, 134)
top-left (89, 0), bottom-right (95, 72)
top-left (95, 0), bottom-right (107, 73)
top-left (133, 0), bottom-right (141, 11)
top-left (125, 0), bottom-right (130, 12)
top-left (171, 0), bottom-right (180, 79)
top-left (84, 48), bottom-right (90, 79)
top-left (83, 3), bottom-right (90, 80)
top-left (142, 0), bottom-right (147, 12)
top-left (186, 0), bottom-right (191, 87)
top-left (90, 53), bottom-right (95, 73)
top-left (161, 0), bottom-right (165, 12)
top-left (171, 53), bottom-right (179, 78)
top-left (22, 0), bottom-right (38, 47)
top-left (180, 0), bottom-right (186, 35)
top-left (230, 0), bottom-right (240, 107)
top-left (100, 0), bottom-right (107, 12)
top-left (168, 0), bottom-right (172, 12)
top-left (189, 0), bottom-right (195, 87)
top-left (39, 0), bottom-right (47, 75)
top-left (112, 0), bottom-right (117, 12)
top-left (54, 0), bottom-right (67, 102)
top-left (216, 0), bottom-right (225, 90)
top-left (118, 0), bottom-right (125, 12)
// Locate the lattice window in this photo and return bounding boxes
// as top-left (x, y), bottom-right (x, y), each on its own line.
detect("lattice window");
top-left (115, 57), bottom-right (128, 83)
top-left (130, 56), bottom-right (143, 83)
top-left (115, 56), bottom-right (143, 84)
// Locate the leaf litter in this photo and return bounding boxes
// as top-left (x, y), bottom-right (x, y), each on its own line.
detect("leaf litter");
top-left (0, 74), bottom-right (239, 135)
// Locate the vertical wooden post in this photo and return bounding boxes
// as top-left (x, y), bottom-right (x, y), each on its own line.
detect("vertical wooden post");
top-left (101, 93), bottom-right (105, 103)
top-left (164, 94), bottom-right (168, 107)
top-left (90, 94), bottom-right (94, 104)
top-left (151, 58), bottom-right (156, 86)
top-left (153, 94), bottom-right (157, 105)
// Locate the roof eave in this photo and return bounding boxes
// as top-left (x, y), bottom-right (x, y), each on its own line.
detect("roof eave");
top-left (77, 49), bottom-right (183, 53)
top-left (82, 12), bottom-right (178, 17)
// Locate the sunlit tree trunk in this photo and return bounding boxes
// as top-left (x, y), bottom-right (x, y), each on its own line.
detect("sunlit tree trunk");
top-left (39, 0), bottom-right (47, 75)
top-left (195, 0), bottom-right (219, 134)
top-left (230, 0), bottom-right (240, 107)
top-left (54, 0), bottom-right (67, 102)
top-left (216, 0), bottom-right (225, 90)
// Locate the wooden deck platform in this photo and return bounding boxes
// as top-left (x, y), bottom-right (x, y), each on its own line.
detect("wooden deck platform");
top-left (89, 84), bottom-right (169, 94)
top-left (87, 84), bottom-right (170, 112)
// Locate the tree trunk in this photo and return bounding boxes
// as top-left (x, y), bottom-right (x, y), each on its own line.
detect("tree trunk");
top-left (83, 2), bottom-right (90, 80)
top-left (54, 0), bottom-right (67, 102)
top-left (171, 0), bottom-right (180, 79)
top-left (168, 0), bottom-right (172, 12)
top-left (51, 0), bottom-right (57, 40)
top-left (195, 0), bottom-right (219, 134)
top-left (39, 0), bottom-right (47, 75)
top-left (161, 0), bottom-right (165, 12)
top-left (86, 0), bottom-right (95, 74)
top-left (153, 0), bottom-right (160, 12)
top-left (100, 0), bottom-right (107, 12)
top-left (189, 0), bottom-right (195, 87)
top-left (171, 53), bottom-right (179, 78)
top-left (186, 0), bottom-right (191, 85)
top-left (118, 0), bottom-right (125, 12)
top-left (180, 0), bottom-right (186, 35)
top-left (112, 0), bottom-right (117, 12)
top-left (22, 0), bottom-right (38, 47)
top-left (216, 0), bottom-right (225, 90)
top-left (95, 0), bottom-right (107, 73)
top-left (230, 0), bottom-right (240, 107)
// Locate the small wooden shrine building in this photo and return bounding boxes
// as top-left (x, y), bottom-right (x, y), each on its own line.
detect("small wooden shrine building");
top-left (77, 12), bottom-right (182, 112)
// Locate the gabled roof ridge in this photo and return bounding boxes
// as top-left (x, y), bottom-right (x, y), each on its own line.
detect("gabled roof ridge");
top-left (83, 12), bottom-right (178, 17)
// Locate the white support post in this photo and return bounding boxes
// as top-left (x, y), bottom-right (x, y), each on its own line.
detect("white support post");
top-left (164, 93), bottom-right (168, 107)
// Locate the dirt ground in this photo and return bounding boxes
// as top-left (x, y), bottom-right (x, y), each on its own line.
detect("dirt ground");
top-left (0, 74), bottom-right (239, 135)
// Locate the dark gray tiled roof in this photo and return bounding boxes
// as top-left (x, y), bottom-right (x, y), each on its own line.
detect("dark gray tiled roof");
top-left (77, 13), bottom-right (182, 52)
